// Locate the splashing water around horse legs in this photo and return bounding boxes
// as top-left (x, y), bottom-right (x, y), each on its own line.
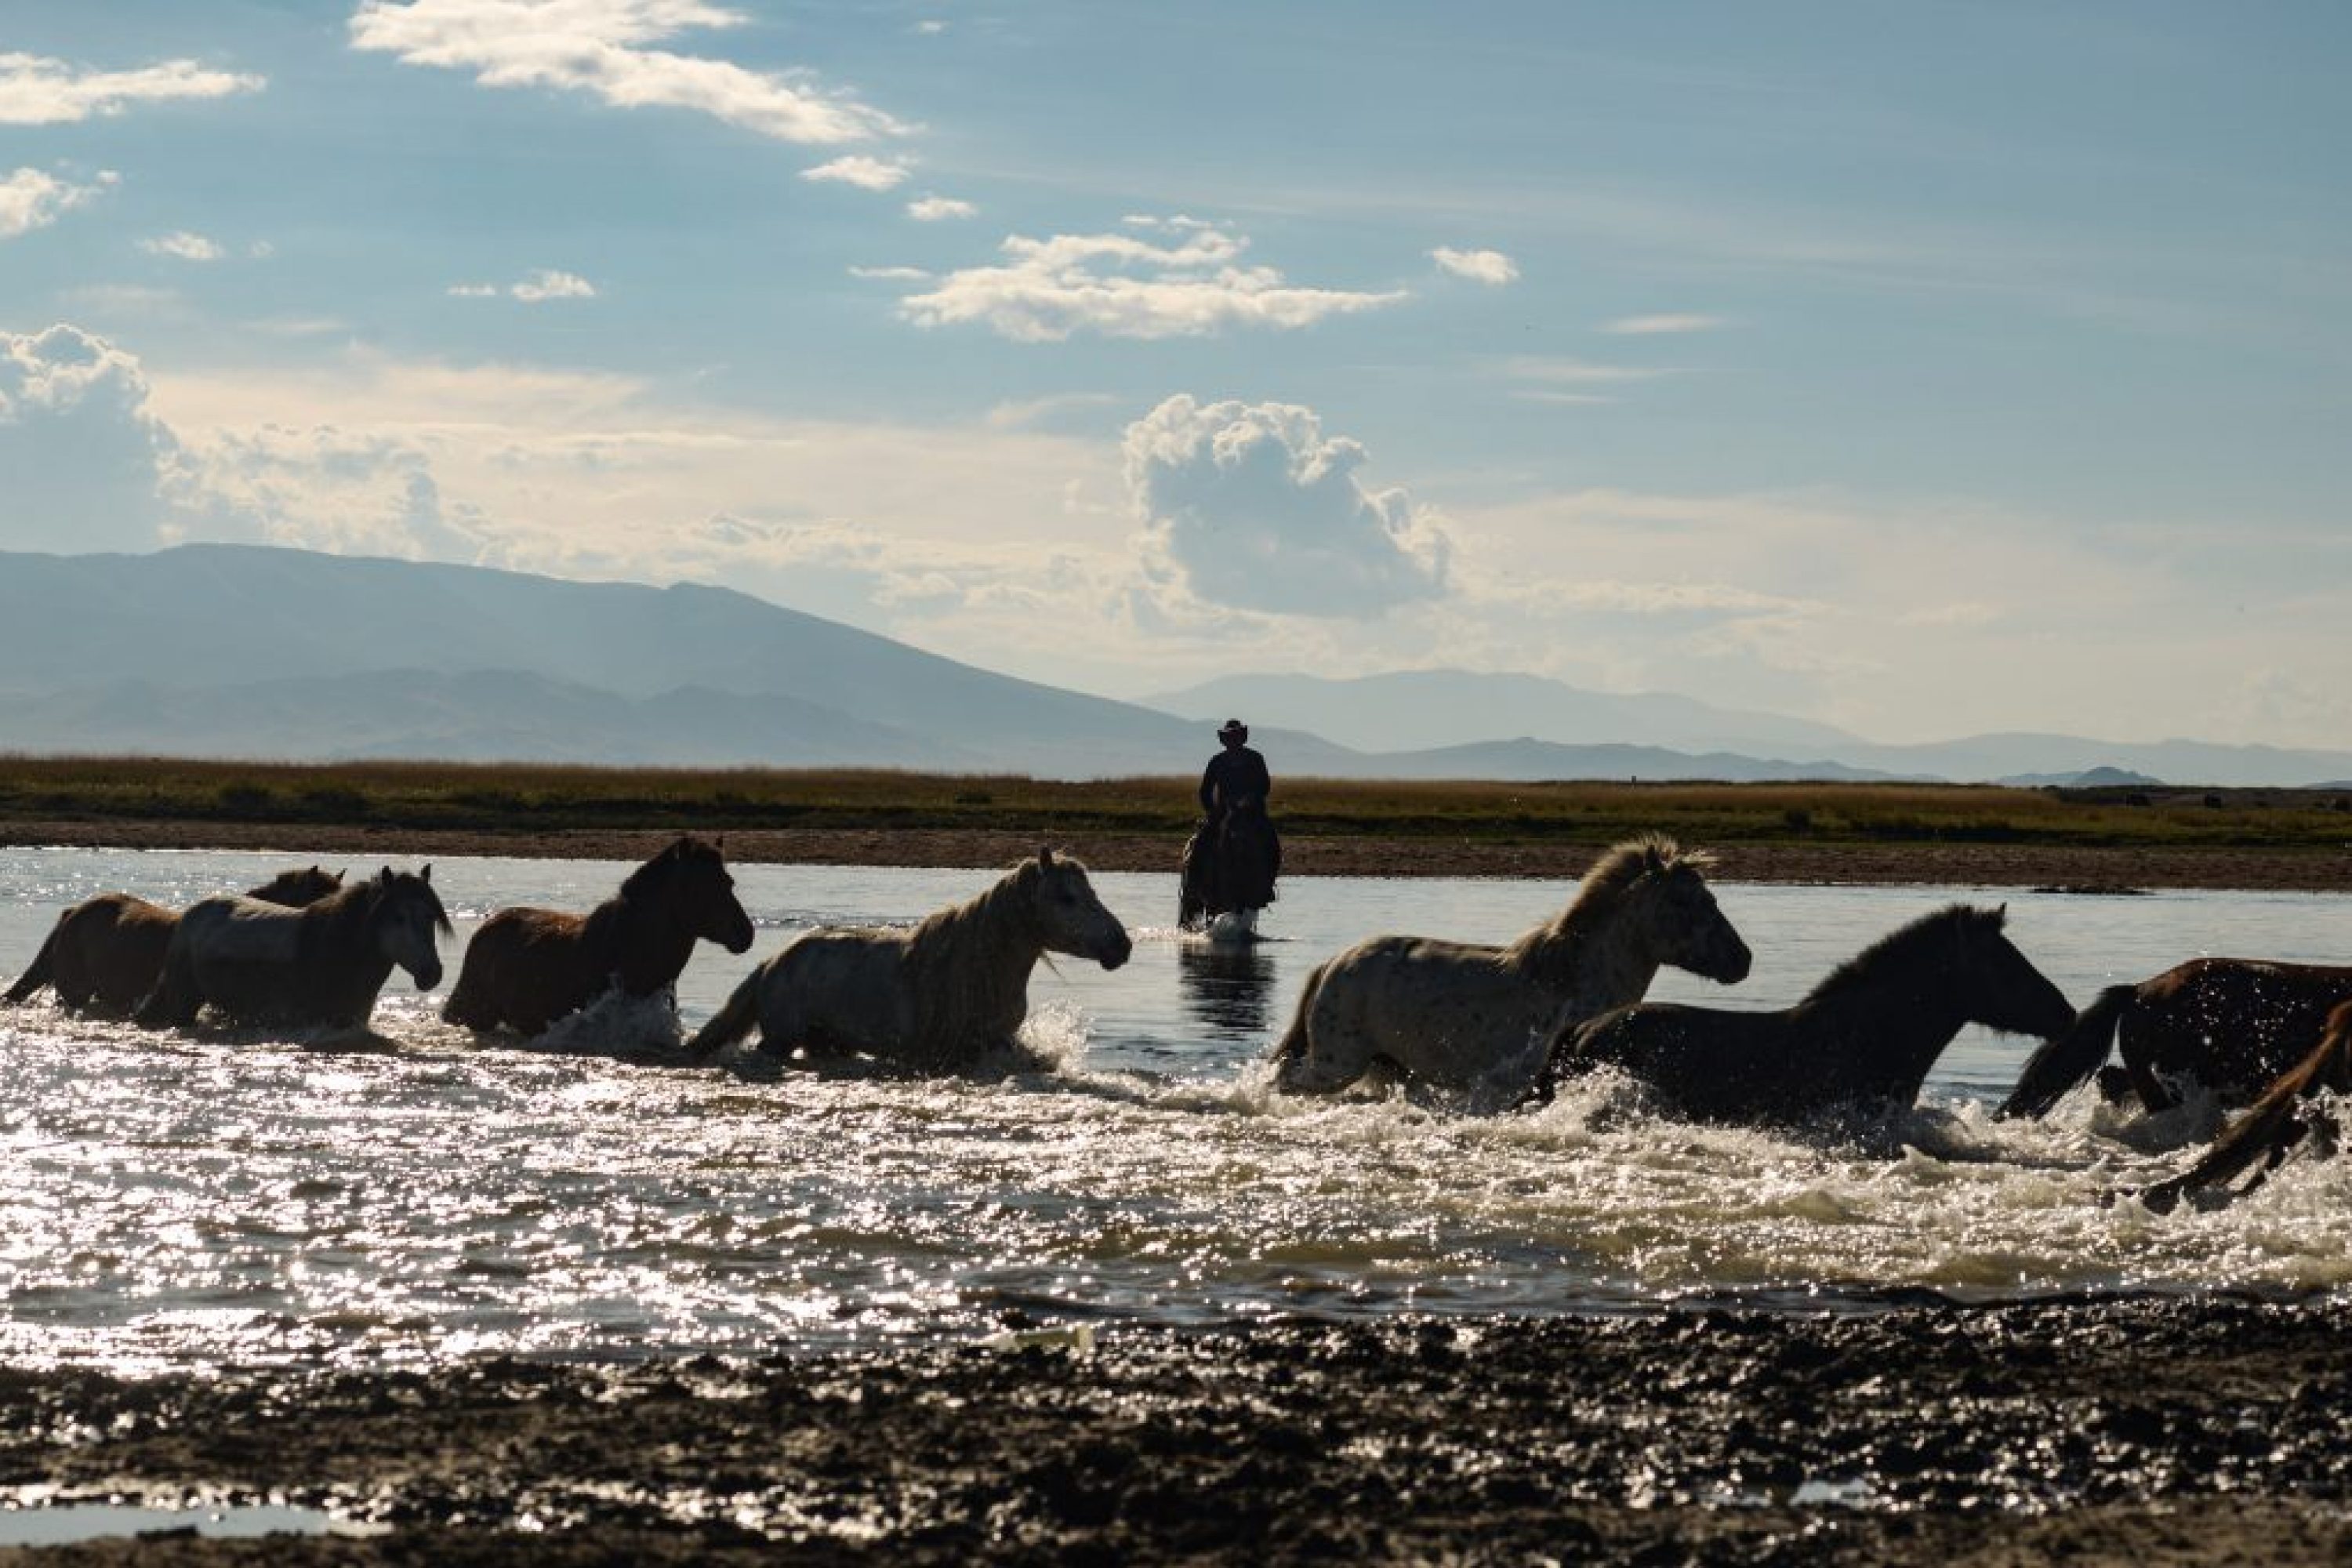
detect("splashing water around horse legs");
top-left (687, 848), bottom-right (1132, 1076)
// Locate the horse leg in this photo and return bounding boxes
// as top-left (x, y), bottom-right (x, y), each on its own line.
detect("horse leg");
top-left (1272, 964), bottom-right (1376, 1094)
top-left (684, 964), bottom-right (767, 1058)
top-left (134, 946), bottom-right (205, 1030)
top-left (2, 916), bottom-right (64, 1005)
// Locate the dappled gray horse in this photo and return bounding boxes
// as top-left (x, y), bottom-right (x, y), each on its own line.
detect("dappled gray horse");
top-left (686, 848), bottom-right (1132, 1074)
top-left (135, 866), bottom-right (450, 1032)
top-left (1271, 835), bottom-right (1751, 1100)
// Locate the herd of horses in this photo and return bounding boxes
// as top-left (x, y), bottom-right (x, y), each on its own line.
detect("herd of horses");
top-left (5, 833), bottom-right (2349, 1211)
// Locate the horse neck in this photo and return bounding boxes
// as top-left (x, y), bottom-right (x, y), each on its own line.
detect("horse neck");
top-left (911, 875), bottom-right (1045, 1037)
top-left (588, 884), bottom-right (697, 993)
top-left (1796, 969), bottom-right (1973, 1083)
top-left (1505, 893), bottom-right (1661, 1012)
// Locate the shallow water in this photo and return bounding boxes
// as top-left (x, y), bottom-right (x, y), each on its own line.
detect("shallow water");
top-left (2, 846), bottom-right (2349, 1372)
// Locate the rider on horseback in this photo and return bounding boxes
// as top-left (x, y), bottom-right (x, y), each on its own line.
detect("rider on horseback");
top-left (1199, 719), bottom-right (1271, 827)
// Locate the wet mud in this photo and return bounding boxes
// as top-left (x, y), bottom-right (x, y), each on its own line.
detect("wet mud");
top-left (7, 1295), bottom-right (2352, 1564)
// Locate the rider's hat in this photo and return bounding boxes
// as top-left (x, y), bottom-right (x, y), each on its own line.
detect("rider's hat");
top-left (1218, 718), bottom-right (1248, 741)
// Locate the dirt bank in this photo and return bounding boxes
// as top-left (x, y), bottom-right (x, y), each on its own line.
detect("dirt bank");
top-left (3, 1297), bottom-right (2350, 1565)
top-left (7, 818), bottom-right (2350, 892)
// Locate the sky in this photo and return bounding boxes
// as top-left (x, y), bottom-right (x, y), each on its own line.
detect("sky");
top-left (1, 0), bottom-right (2347, 748)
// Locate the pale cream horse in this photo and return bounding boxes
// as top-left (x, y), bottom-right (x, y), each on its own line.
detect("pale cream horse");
top-left (1271, 836), bottom-right (1751, 1101)
top-left (686, 849), bottom-right (1132, 1074)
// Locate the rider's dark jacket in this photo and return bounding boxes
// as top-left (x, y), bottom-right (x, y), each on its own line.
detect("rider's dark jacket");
top-left (1198, 746), bottom-right (1272, 818)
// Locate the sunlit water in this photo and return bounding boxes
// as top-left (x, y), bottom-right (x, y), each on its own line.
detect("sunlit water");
top-left (2, 847), bottom-right (2350, 1373)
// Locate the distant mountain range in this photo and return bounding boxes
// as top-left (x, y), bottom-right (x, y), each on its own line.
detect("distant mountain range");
top-left (1, 546), bottom-right (2347, 787)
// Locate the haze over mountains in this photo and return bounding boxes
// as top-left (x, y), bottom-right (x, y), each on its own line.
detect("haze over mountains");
top-left (2, 546), bottom-right (2347, 787)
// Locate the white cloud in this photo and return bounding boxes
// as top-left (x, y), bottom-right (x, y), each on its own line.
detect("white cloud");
top-left (906, 194), bottom-right (975, 221)
top-left (1602, 313), bottom-right (1726, 335)
top-left (0, 52), bottom-right (264, 125)
top-left (1124, 394), bottom-right (1449, 616)
top-left (448, 270), bottom-right (597, 302)
top-left (140, 230), bottom-right (227, 263)
top-left (0, 167), bottom-right (111, 239)
top-left (802, 155), bottom-right (910, 191)
top-left (510, 268), bottom-right (596, 302)
top-left (1430, 246), bottom-right (1518, 285)
top-left (348, 0), bottom-right (902, 144)
top-left (0, 324), bottom-right (201, 553)
top-left (848, 264), bottom-right (930, 281)
top-left (898, 217), bottom-right (1406, 342)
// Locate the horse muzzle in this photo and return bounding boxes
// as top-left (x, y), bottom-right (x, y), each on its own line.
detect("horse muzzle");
top-left (1098, 932), bottom-right (1134, 971)
top-left (1703, 937), bottom-right (1754, 985)
top-left (410, 961), bottom-right (445, 991)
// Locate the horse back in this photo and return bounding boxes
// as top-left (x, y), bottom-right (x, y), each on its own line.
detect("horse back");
top-left (761, 928), bottom-right (918, 1051)
top-left (2130, 958), bottom-right (2352, 1096)
top-left (448, 906), bottom-right (597, 1031)
top-left (57, 894), bottom-right (180, 1009)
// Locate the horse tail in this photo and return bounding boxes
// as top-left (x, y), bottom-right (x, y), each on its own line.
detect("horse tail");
top-left (1998, 983), bottom-right (2135, 1120)
top-left (2, 916), bottom-right (64, 1004)
top-left (685, 965), bottom-right (764, 1058)
top-left (2140, 1007), bottom-right (2352, 1214)
top-left (1272, 959), bottom-right (1327, 1068)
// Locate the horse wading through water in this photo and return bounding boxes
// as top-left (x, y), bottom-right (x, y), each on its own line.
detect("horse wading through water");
top-left (2138, 999), bottom-right (2352, 1214)
top-left (1270, 836), bottom-right (1751, 1099)
top-left (441, 835), bottom-right (755, 1036)
top-left (1547, 904), bottom-right (2075, 1126)
top-left (1178, 797), bottom-right (1279, 934)
top-left (5, 866), bottom-right (342, 1013)
top-left (1998, 958), bottom-right (2352, 1120)
top-left (687, 848), bottom-right (1132, 1073)
top-left (135, 866), bottom-right (451, 1032)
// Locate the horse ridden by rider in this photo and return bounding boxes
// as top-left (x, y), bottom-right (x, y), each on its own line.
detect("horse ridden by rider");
top-left (1181, 718), bottom-right (1281, 931)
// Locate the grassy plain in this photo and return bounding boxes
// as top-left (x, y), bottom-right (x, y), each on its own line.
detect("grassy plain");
top-left (2, 753), bottom-right (2348, 853)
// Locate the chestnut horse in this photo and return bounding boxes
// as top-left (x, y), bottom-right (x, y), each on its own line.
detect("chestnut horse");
top-left (1998, 959), bottom-right (2352, 1120)
top-left (1546, 905), bottom-right (2075, 1127)
top-left (2138, 1000), bottom-right (2352, 1214)
top-left (136, 866), bottom-right (450, 1031)
top-left (686, 848), bottom-right (1131, 1074)
top-left (441, 836), bottom-right (756, 1036)
top-left (5, 866), bottom-right (343, 1013)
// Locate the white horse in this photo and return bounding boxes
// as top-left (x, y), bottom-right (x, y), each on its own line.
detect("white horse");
top-left (1269, 836), bottom-right (1751, 1099)
top-left (135, 866), bottom-right (450, 1031)
top-left (686, 848), bottom-right (1133, 1074)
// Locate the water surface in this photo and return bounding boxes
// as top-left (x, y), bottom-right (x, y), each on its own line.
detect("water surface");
top-left (2, 847), bottom-right (2348, 1372)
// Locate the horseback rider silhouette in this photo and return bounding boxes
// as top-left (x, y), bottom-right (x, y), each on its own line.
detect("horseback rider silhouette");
top-left (1199, 718), bottom-right (1271, 828)
top-left (1182, 720), bottom-right (1279, 931)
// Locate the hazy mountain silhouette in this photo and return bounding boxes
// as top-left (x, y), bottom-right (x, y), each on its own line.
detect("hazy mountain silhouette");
top-left (2, 546), bottom-right (2347, 785)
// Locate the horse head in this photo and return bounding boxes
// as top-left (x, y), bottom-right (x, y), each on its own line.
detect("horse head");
top-left (1632, 844), bottom-right (1751, 985)
top-left (1952, 905), bottom-right (2075, 1040)
top-left (368, 864), bottom-right (452, 991)
top-left (248, 863), bottom-right (344, 908)
top-left (1027, 848), bottom-right (1131, 971)
top-left (647, 835), bottom-right (757, 954)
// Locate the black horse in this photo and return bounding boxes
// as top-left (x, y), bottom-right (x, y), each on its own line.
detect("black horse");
top-left (1178, 797), bottom-right (1280, 931)
top-left (1538, 904), bottom-right (2076, 1127)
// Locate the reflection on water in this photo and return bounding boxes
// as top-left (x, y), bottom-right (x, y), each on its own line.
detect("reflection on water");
top-left (2, 847), bottom-right (2351, 1371)
top-left (1175, 937), bottom-right (1279, 1040)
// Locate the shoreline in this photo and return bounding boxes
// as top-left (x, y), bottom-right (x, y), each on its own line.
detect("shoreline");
top-left (3, 1298), bottom-right (2348, 1564)
top-left (6, 818), bottom-right (2350, 892)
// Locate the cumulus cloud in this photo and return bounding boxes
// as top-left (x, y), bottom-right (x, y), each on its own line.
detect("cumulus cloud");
top-left (348, 0), bottom-right (902, 144)
top-left (899, 216), bottom-right (1406, 342)
top-left (906, 194), bottom-right (975, 221)
top-left (802, 154), bottom-right (910, 191)
top-left (0, 53), bottom-right (264, 125)
top-left (448, 269), bottom-right (597, 302)
top-left (187, 425), bottom-right (488, 559)
top-left (0, 167), bottom-right (113, 239)
top-left (1430, 246), bottom-right (1518, 285)
top-left (0, 324), bottom-right (201, 552)
top-left (1603, 313), bottom-right (1726, 335)
top-left (140, 230), bottom-right (227, 262)
top-left (1124, 394), bottom-right (1449, 616)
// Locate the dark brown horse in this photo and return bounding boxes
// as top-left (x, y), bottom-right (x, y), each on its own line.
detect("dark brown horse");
top-left (5, 866), bottom-right (343, 1013)
top-left (1178, 797), bottom-right (1279, 931)
top-left (1998, 959), bottom-right (2352, 1120)
top-left (441, 836), bottom-right (756, 1036)
top-left (2139, 1000), bottom-right (2352, 1214)
top-left (136, 866), bottom-right (450, 1031)
top-left (1543, 905), bottom-right (2076, 1127)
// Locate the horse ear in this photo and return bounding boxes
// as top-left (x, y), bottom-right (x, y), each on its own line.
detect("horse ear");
top-left (379, 865), bottom-right (393, 883)
top-left (420, 863), bottom-right (433, 884)
top-left (1038, 845), bottom-right (1055, 868)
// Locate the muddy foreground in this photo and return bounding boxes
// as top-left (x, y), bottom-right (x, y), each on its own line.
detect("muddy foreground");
top-left (5, 1297), bottom-right (2352, 1564)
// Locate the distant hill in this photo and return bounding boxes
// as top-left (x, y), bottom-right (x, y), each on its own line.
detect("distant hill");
top-left (3, 546), bottom-right (2348, 786)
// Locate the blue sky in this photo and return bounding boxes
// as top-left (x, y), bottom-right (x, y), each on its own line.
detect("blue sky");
top-left (2, 1), bottom-right (2347, 746)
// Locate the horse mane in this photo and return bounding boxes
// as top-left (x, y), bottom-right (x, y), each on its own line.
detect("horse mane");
top-left (582, 837), bottom-right (720, 964)
top-left (1803, 903), bottom-right (2005, 1003)
top-left (1501, 834), bottom-right (1708, 978)
top-left (307, 869), bottom-right (452, 946)
top-left (898, 857), bottom-right (1062, 1057)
